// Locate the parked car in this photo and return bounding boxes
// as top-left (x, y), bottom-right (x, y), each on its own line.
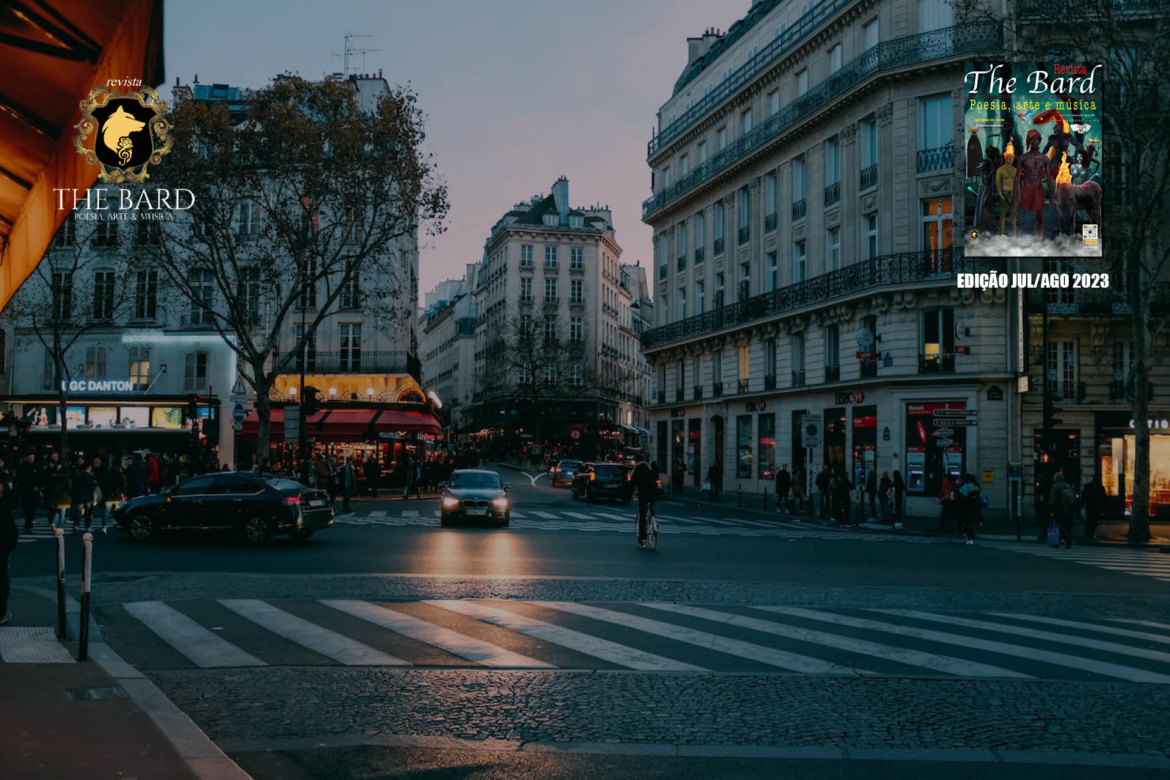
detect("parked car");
top-left (440, 469), bottom-right (512, 526)
top-left (113, 473), bottom-right (333, 546)
top-left (619, 446), bottom-right (643, 465)
top-left (571, 462), bottom-right (634, 503)
top-left (550, 459), bottom-right (582, 487)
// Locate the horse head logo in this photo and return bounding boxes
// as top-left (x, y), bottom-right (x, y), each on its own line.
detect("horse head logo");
top-left (101, 105), bottom-right (147, 165)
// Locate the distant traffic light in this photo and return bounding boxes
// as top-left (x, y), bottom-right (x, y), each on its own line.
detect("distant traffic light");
top-left (186, 394), bottom-right (198, 421)
top-left (302, 387), bottom-right (322, 417)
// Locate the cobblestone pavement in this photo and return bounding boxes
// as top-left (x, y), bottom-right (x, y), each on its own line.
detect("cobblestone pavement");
top-left (155, 667), bottom-right (1170, 757)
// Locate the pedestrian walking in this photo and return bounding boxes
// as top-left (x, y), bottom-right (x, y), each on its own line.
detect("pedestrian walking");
top-left (705, 460), bottom-right (721, 502)
top-left (958, 473), bottom-right (983, 545)
top-left (1080, 473), bottom-right (1106, 540)
top-left (830, 467), bottom-right (853, 526)
top-left (892, 470), bottom-right (905, 521)
top-left (40, 451), bottom-right (61, 514)
top-left (0, 482), bottom-right (18, 624)
top-left (15, 453), bottom-right (40, 534)
top-left (672, 457), bottom-right (685, 494)
top-left (341, 457), bottom-right (357, 512)
top-left (878, 471), bottom-right (892, 522)
top-left (48, 463), bottom-right (72, 529)
top-left (791, 466), bottom-right (805, 514)
top-left (865, 468), bottom-right (877, 521)
top-left (146, 452), bottom-right (160, 494)
top-left (1048, 472), bottom-right (1079, 548)
top-left (98, 457), bottom-right (127, 534)
top-left (816, 466), bottom-right (831, 519)
top-left (939, 473), bottom-right (958, 533)
top-left (70, 460), bottom-right (97, 534)
top-left (775, 464), bottom-right (791, 513)
top-left (364, 455), bottom-right (380, 498)
top-left (125, 453), bottom-right (147, 499)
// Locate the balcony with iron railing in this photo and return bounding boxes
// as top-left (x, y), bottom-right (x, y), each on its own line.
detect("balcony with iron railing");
top-left (677, 255), bottom-right (687, 272)
top-left (917, 142), bottom-right (955, 173)
top-left (860, 358), bottom-right (879, 378)
top-left (918, 353), bottom-right (955, 374)
top-left (792, 198), bottom-right (807, 221)
top-left (1026, 285), bottom-right (1170, 317)
top-left (289, 351), bottom-right (413, 375)
top-left (1048, 380), bottom-right (1087, 403)
top-left (738, 225), bottom-right (750, 245)
top-left (714, 237), bottom-right (725, 256)
top-left (695, 246), bottom-right (705, 265)
top-left (675, 387), bottom-right (685, 403)
top-left (860, 164), bottom-right (878, 190)
top-left (824, 181), bottom-right (840, 207)
top-left (738, 378), bottom-right (750, 394)
top-left (642, 249), bottom-right (1000, 351)
top-left (642, 23), bottom-right (1001, 220)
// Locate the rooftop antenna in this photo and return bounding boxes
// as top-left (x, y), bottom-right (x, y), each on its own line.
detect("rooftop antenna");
top-left (331, 32), bottom-right (377, 78)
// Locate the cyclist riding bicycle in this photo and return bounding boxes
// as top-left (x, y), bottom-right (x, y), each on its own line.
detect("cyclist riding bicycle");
top-left (632, 454), bottom-right (658, 546)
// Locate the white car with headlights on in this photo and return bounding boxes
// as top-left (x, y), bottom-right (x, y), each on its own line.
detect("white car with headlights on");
top-left (438, 469), bottom-right (512, 527)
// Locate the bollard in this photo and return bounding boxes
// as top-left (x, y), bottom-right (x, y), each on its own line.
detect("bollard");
top-left (78, 532), bottom-right (92, 662)
top-left (763, 487), bottom-right (768, 511)
top-left (55, 526), bottom-right (67, 639)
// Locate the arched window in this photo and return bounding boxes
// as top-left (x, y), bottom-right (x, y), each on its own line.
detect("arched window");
top-left (399, 388), bottom-right (424, 404)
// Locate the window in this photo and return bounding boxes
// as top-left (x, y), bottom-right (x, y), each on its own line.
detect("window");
top-left (570, 279), bottom-right (583, 303)
top-left (543, 318), bottom-right (557, 346)
top-left (299, 259), bottom-right (317, 310)
top-left (544, 277), bottom-right (558, 302)
top-left (826, 227), bottom-right (841, 271)
top-left (42, 348), bottom-right (55, 391)
top-left (1112, 340), bottom-right (1134, 398)
top-left (864, 18), bottom-right (879, 49)
top-left (184, 351), bottom-right (209, 392)
top-left (240, 267), bottom-right (262, 326)
top-left (343, 207), bottom-right (364, 242)
top-left (825, 138), bottom-right (840, 186)
top-left (52, 215), bottom-right (76, 247)
top-left (237, 199), bottom-right (261, 237)
top-left (758, 414), bottom-right (776, 479)
top-left (794, 241), bottom-right (807, 282)
top-left (340, 272), bottom-right (361, 311)
top-left (677, 221), bottom-right (687, 266)
top-left (697, 141), bottom-right (706, 164)
top-left (658, 234), bottom-right (669, 279)
top-left (569, 361), bottom-right (583, 387)
top-left (676, 359), bottom-right (685, 391)
top-left (825, 325), bottom-right (840, 367)
top-left (792, 334), bottom-right (805, 385)
top-left (765, 338), bottom-right (777, 377)
top-left (134, 269), bottom-right (158, 320)
top-left (715, 273), bottom-right (724, 307)
top-left (519, 313), bottom-right (532, 335)
top-left (742, 109), bottom-right (752, 135)
top-left (921, 309), bottom-right (955, 371)
top-left (769, 90), bottom-right (780, 116)
top-left (92, 270), bottom-right (115, 321)
top-left (657, 363), bottom-right (666, 397)
top-left (84, 345), bottom-right (107, 380)
top-left (713, 201), bottom-right (725, 254)
top-left (863, 214), bottom-right (879, 260)
top-left (519, 362), bottom-right (533, 385)
top-left (920, 197), bottom-right (953, 252)
top-left (128, 346), bottom-right (150, 391)
top-left (695, 280), bottom-right (705, 315)
top-left (545, 246), bottom-right (558, 268)
top-left (570, 316), bottom-right (583, 343)
top-left (51, 271), bottom-right (73, 320)
top-left (861, 118), bottom-right (878, 171)
top-left (339, 323), bottom-right (361, 371)
top-left (521, 245), bottom-right (533, 267)
top-left (748, 45), bottom-right (758, 61)
top-left (571, 247), bottom-right (583, 269)
top-left (295, 330), bottom-right (317, 373)
top-left (660, 166), bottom-right (670, 192)
top-left (739, 343), bottom-right (750, 384)
top-left (677, 288), bottom-right (687, 320)
top-left (766, 252), bottom-right (778, 292)
top-left (135, 220), bottom-right (160, 246)
top-left (737, 416), bottom-right (753, 478)
top-left (797, 69), bottom-right (808, 96)
top-left (918, 94), bottom-right (953, 150)
top-left (723, 67), bottom-right (732, 82)
top-left (717, 127), bottom-right (727, 150)
top-left (774, 22), bottom-right (787, 40)
top-left (738, 262), bottom-right (751, 301)
top-left (569, 215), bottom-right (583, 228)
top-left (713, 350), bottom-right (723, 388)
top-left (94, 219), bottom-right (118, 248)
top-left (520, 277), bottom-right (533, 302)
top-left (542, 214), bottom-right (558, 227)
top-left (918, 0), bottom-right (954, 32)
top-left (694, 212), bottom-right (705, 263)
top-left (738, 187), bottom-right (750, 245)
top-left (793, 157), bottom-right (807, 210)
top-left (680, 154), bottom-right (689, 176)
top-left (1047, 340), bottom-right (1079, 399)
top-left (190, 270), bottom-right (214, 326)
top-left (829, 43), bottom-right (842, 74)
top-left (765, 174), bottom-right (778, 231)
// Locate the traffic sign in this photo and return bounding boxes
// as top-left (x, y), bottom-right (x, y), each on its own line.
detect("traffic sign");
top-left (230, 376), bottom-right (247, 400)
top-left (802, 413), bottom-right (823, 448)
top-left (933, 418), bottom-right (977, 427)
top-left (933, 409), bottom-right (977, 418)
top-left (232, 403), bottom-right (246, 424)
top-left (856, 351), bottom-right (876, 360)
top-left (936, 438), bottom-right (953, 447)
top-left (232, 422), bottom-right (243, 432)
top-left (284, 405), bottom-right (300, 442)
top-left (855, 328), bottom-right (874, 349)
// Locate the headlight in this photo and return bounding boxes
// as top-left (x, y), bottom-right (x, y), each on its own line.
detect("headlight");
top-left (441, 496), bottom-right (461, 509)
top-left (492, 496), bottom-right (509, 510)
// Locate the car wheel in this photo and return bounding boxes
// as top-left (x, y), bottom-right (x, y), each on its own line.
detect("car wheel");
top-left (243, 516), bottom-right (274, 547)
top-left (128, 514), bottom-right (154, 542)
top-left (290, 529), bottom-right (315, 543)
top-left (586, 489), bottom-right (595, 503)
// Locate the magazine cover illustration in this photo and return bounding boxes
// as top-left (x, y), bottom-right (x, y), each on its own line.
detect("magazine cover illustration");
top-left (963, 61), bottom-right (1103, 257)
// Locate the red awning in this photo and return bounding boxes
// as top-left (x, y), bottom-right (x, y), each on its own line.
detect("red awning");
top-left (240, 408), bottom-right (442, 442)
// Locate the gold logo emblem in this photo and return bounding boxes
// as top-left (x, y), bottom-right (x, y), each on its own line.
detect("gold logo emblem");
top-left (73, 86), bottom-right (172, 184)
top-left (969, 229), bottom-right (979, 240)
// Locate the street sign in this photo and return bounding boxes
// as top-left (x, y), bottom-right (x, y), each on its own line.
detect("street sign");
top-left (936, 438), bottom-right (953, 447)
top-left (230, 376), bottom-right (247, 400)
top-left (802, 413), bottom-right (823, 448)
top-left (855, 328), bottom-right (874, 349)
top-left (933, 418), bottom-right (977, 427)
top-left (232, 422), bottom-right (243, 432)
top-left (232, 403), bottom-right (246, 424)
top-left (882, 426), bottom-right (890, 442)
top-left (855, 351), bottom-right (876, 360)
top-left (284, 405), bottom-right (300, 442)
top-left (883, 353), bottom-right (893, 367)
top-left (639, 433), bottom-right (649, 445)
top-left (933, 409), bottom-right (977, 418)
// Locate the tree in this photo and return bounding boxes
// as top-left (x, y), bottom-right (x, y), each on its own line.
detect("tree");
top-left (4, 213), bottom-right (135, 461)
top-left (959, 0), bottom-right (1170, 539)
top-left (147, 75), bottom-right (447, 459)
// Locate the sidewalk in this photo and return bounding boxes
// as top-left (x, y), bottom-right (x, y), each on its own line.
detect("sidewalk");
top-left (1, 586), bottom-right (249, 779)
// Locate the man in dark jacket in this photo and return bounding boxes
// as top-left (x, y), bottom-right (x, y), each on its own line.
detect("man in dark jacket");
top-left (364, 456), bottom-right (381, 498)
top-left (15, 453), bottom-right (40, 533)
top-left (775, 464), bottom-right (792, 513)
top-left (71, 461), bottom-right (97, 533)
top-left (0, 482), bottom-right (17, 623)
top-left (632, 456), bottom-right (658, 546)
top-left (865, 469), bottom-right (878, 521)
top-left (816, 466), bottom-right (832, 519)
top-left (1081, 474), bottom-right (1106, 539)
top-left (125, 453), bottom-right (148, 499)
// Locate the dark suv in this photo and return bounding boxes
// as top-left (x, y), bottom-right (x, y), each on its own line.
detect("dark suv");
top-left (571, 462), bottom-right (633, 503)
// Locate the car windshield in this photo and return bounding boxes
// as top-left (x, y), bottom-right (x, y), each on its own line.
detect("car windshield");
top-left (558, 461), bottom-right (581, 469)
top-left (593, 465), bottom-right (626, 479)
top-left (449, 472), bottom-right (501, 489)
top-left (264, 477), bottom-right (306, 491)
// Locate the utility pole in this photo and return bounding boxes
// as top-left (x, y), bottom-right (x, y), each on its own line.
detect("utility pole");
top-left (298, 319), bottom-right (307, 454)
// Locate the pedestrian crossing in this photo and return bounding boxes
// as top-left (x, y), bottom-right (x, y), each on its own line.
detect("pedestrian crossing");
top-left (100, 598), bottom-right (1170, 684)
top-left (983, 542), bottom-right (1170, 583)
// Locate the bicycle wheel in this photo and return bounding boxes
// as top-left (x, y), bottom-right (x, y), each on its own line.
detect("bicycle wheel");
top-left (645, 508), bottom-right (658, 551)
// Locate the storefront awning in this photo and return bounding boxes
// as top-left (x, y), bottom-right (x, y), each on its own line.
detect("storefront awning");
top-left (619, 423), bottom-right (640, 435)
top-left (240, 407), bottom-right (442, 442)
top-left (0, 0), bottom-right (165, 312)
top-left (634, 426), bottom-right (651, 435)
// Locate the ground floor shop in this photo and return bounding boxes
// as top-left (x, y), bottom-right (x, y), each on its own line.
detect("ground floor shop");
top-left (648, 381), bottom-right (1013, 520)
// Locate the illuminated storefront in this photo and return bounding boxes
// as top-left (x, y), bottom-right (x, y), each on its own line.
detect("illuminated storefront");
top-left (1096, 412), bottom-right (1170, 517)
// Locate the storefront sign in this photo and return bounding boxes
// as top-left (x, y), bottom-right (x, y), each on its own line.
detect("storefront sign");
top-left (834, 391), bottom-right (865, 405)
top-left (802, 414), bottom-right (823, 448)
top-left (983, 470), bottom-right (994, 483)
top-left (1130, 419), bottom-right (1170, 430)
top-left (987, 386), bottom-right (1004, 401)
top-left (855, 328), bottom-right (874, 349)
top-left (856, 351), bottom-right (876, 360)
top-left (956, 346), bottom-right (969, 355)
top-left (882, 426), bottom-right (891, 442)
top-left (745, 400), bottom-right (766, 412)
top-left (60, 380), bottom-right (135, 392)
top-left (570, 429), bottom-right (581, 440)
top-left (670, 408), bottom-right (686, 418)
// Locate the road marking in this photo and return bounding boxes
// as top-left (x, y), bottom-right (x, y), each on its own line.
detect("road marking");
top-left (322, 600), bottom-right (555, 668)
top-left (985, 613), bottom-right (1170, 647)
top-left (872, 609), bottom-right (1170, 666)
top-left (562, 511), bottom-right (595, 520)
top-left (400, 510), bottom-right (419, 518)
top-left (642, 604), bottom-right (1029, 679)
top-left (509, 511), bottom-right (525, 518)
top-left (692, 517), bottom-right (736, 526)
top-left (531, 511), bottom-right (559, 520)
top-left (219, 599), bottom-right (409, 666)
top-left (367, 510), bottom-right (386, 518)
top-left (1108, 618), bottom-right (1170, 632)
top-left (124, 601), bottom-right (266, 669)
top-left (598, 512), bottom-right (629, 521)
top-left (535, 602), bottom-right (860, 675)
top-left (756, 607), bottom-right (1170, 684)
top-left (426, 600), bottom-right (705, 672)
top-left (725, 518), bottom-right (773, 528)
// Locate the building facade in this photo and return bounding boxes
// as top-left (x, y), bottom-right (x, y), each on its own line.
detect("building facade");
top-left (470, 177), bottom-right (648, 452)
top-left (420, 265), bottom-right (478, 437)
top-left (640, 0), bottom-right (1016, 519)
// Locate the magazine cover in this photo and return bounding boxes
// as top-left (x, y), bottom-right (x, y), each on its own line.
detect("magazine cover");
top-left (963, 61), bottom-right (1103, 256)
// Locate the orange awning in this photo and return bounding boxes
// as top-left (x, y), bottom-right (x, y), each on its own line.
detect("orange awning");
top-left (0, 0), bottom-right (164, 311)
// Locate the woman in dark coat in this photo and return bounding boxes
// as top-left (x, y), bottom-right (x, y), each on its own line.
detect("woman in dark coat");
top-left (892, 470), bottom-right (906, 520)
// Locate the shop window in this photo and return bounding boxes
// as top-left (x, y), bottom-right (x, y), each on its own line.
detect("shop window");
top-left (920, 197), bottom-right (953, 255)
top-left (737, 415), bottom-right (754, 478)
top-left (852, 405), bottom-right (877, 489)
top-left (905, 402), bottom-right (967, 497)
top-left (758, 414), bottom-right (775, 479)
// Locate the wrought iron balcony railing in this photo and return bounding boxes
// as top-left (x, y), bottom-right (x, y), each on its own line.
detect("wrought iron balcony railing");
top-left (1026, 285), bottom-right (1170, 317)
top-left (860, 358), bottom-right (879, 378)
top-left (714, 237), bottom-right (725, 256)
top-left (693, 385), bottom-right (703, 400)
top-left (675, 387), bottom-right (685, 402)
top-left (713, 382), bottom-right (724, 397)
top-left (793, 198), bottom-right (807, 221)
top-left (642, 23), bottom-right (1001, 220)
top-left (824, 181), bottom-right (841, 207)
top-left (738, 378), bottom-right (750, 394)
top-left (917, 142), bottom-right (955, 173)
top-left (642, 249), bottom-right (999, 351)
top-left (1048, 380), bottom-right (1087, 403)
top-left (860, 164), bottom-right (878, 190)
top-left (290, 351), bottom-right (413, 375)
top-left (738, 225), bottom-right (750, 245)
top-left (677, 255), bottom-right (686, 272)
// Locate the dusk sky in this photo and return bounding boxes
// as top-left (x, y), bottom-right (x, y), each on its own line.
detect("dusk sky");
top-left (165, 0), bottom-right (738, 303)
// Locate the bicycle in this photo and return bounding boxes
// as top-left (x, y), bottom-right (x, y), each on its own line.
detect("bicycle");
top-left (638, 501), bottom-right (659, 551)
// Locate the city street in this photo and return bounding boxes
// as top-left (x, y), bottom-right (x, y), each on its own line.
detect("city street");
top-left (8, 465), bottom-right (1170, 778)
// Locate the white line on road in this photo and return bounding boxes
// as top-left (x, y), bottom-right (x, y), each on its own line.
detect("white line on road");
top-left (985, 613), bottom-right (1170, 647)
top-left (321, 600), bottom-right (555, 668)
top-left (124, 601), bottom-right (266, 669)
top-left (367, 510), bottom-right (386, 518)
top-left (534, 602), bottom-right (861, 675)
top-left (531, 511), bottom-right (559, 520)
top-left (562, 511), bottom-right (595, 520)
top-left (426, 600), bottom-right (705, 672)
top-left (1108, 618), bottom-right (1170, 632)
top-left (756, 607), bottom-right (1170, 684)
top-left (218, 599), bottom-right (409, 666)
top-left (400, 510), bottom-right (419, 518)
top-left (642, 603), bottom-right (1029, 679)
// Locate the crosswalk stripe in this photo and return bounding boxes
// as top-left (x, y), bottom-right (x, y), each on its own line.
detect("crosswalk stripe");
top-left (124, 601), bottom-right (266, 669)
top-left (510, 511), bottom-right (526, 518)
top-left (598, 512), bottom-right (630, 522)
top-left (1108, 618), bottom-right (1170, 632)
top-left (219, 599), bottom-right (409, 666)
top-left (367, 510), bottom-right (386, 518)
top-left (642, 603), bottom-right (1029, 679)
top-left (562, 511), bottom-right (595, 520)
top-left (321, 600), bottom-right (555, 668)
top-left (400, 510), bottom-right (419, 518)
top-left (756, 607), bottom-right (1170, 684)
top-left (534, 602), bottom-right (861, 675)
top-left (531, 511), bottom-right (559, 520)
top-left (872, 609), bottom-right (1170, 666)
top-left (426, 600), bottom-right (704, 672)
top-left (693, 517), bottom-right (736, 526)
top-left (985, 613), bottom-right (1170, 647)
top-left (726, 519), bottom-right (773, 528)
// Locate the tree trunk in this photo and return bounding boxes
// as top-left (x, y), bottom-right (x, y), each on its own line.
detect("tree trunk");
top-left (1129, 255), bottom-right (1151, 543)
top-left (254, 368), bottom-right (273, 467)
top-left (55, 358), bottom-right (71, 464)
